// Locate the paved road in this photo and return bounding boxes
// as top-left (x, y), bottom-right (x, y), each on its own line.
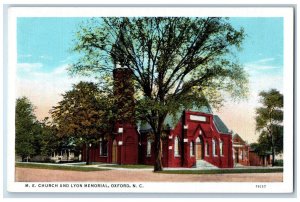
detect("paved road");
top-left (15, 168), bottom-right (283, 182)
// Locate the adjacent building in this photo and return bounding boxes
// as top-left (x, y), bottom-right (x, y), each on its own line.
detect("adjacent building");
top-left (232, 134), bottom-right (250, 166)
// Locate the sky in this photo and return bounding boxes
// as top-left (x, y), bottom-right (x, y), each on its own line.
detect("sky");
top-left (16, 17), bottom-right (283, 143)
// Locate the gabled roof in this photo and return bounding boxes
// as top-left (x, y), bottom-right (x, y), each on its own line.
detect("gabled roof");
top-left (213, 115), bottom-right (230, 134)
top-left (233, 133), bottom-right (246, 144)
top-left (138, 104), bottom-right (213, 131)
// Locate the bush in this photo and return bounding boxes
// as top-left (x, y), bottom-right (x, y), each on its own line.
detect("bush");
top-left (274, 159), bottom-right (283, 166)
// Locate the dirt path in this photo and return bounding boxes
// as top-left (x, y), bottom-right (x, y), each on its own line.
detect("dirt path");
top-left (15, 168), bottom-right (283, 182)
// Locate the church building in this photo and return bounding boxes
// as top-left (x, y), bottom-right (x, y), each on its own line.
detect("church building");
top-left (82, 66), bottom-right (234, 168)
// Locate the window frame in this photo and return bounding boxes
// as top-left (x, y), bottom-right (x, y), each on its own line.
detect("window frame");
top-left (190, 141), bottom-right (195, 157)
top-left (205, 141), bottom-right (210, 156)
top-left (174, 136), bottom-right (180, 157)
top-left (146, 139), bottom-right (152, 157)
top-left (219, 140), bottom-right (224, 156)
top-left (212, 139), bottom-right (218, 157)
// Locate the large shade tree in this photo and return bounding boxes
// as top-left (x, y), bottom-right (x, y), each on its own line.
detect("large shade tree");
top-left (255, 89), bottom-right (283, 166)
top-left (51, 81), bottom-right (114, 165)
top-left (70, 17), bottom-right (249, 171)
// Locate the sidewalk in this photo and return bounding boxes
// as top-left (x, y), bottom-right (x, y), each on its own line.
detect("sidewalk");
top-left (16, 161), bottom-right (283, 171)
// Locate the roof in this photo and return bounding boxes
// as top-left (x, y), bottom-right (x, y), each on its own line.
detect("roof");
top-left (138, 112), bottom-right (181, 132)
top-left (213, 115), bottom-right (230, 134)
top-left (233, 133), bottom-right (246, 144)
top-left (138, 104), bottom-right (213, 132)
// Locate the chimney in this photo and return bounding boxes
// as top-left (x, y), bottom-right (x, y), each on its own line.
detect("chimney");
top-left (113, 65), bottom-right (135, 124)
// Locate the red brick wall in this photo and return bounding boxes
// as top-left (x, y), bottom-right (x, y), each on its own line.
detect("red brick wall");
top-left (82, 123), bottom-right (139, 165)
top-left (113, 68), bottom-right (135, 124)
top-left (249, 151), bottom-right (263, 166)
top-left (139, 111), bottom-right (233, 168)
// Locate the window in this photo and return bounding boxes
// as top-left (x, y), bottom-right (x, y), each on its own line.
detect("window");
top-left (99, 138), bottom-right (108, 156)
top-left (239, 150), bottom-right (243, 160)
top-left (205, 141), bottom-right (209, 156)
top-left (219, 140), bottom-right (223, 156)
top-left (146, 140), bottom-right (152, 156)
top-left (190, 141), bottom-right (195, 156)
top-left (212, 139), bottom-right (217, 156)
top-left (242, 150), bottom-right (244, 160)
top-left (174, 136), bottom-right (180, 157)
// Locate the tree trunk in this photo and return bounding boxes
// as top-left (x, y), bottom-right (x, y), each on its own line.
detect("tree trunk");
top-left (270, 130), bottom-right (275, 167)
top-left (153, 113), bottom-right (166, 172)
top-left (154, 132), bottom-right (163, 172)
top-left (86, 143), bottom-right (90, 165)
top-left (272, 147), bottom-right (275, 167)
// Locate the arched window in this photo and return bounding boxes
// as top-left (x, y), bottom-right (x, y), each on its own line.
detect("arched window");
top-left (174, 136), bottom-right (180, 156)
top-left (190, 141), bottom-right (195, 156)
top-left (146, 139), bottom-right (152, 156)
top-left (219, 140), bottom-right (224, 156)
top-left (99, 138), bottom-right (108, 156)
top-left (205, 141), bottom-right (209, 156)
top-left (212, 139), bottom-right (216, 156)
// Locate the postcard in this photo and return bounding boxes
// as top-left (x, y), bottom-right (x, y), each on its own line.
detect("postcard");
top-left (4, 5), bottom-right (294, 194)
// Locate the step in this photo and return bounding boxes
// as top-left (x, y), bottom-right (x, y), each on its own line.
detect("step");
top-left (196, 160), bottom-right (218, 168)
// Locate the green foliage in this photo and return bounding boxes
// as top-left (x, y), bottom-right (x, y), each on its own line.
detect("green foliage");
top-left (274, 159), bottom-right (283, 166)
top-left (15, 97), bottom-right (39, 161)
top-left (36, 117), bottom-right (62, 157)
top-left (70, 17), bottom-right (249, 170)
top-left (255, 89), bottom-right (283, 165)
top-left (51, 81), bottom-right (114, 144)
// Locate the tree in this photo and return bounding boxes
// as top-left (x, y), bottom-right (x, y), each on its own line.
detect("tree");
top-left (37, 117), bottom-right (61, 158)
top-left (70, 17), bottom-right (249, 171)
top-left (15, 97), bottom-right (39, 162)
top-left (255, 89), bottom-right (283, 166)
top-left (51, 81), bottom-right (113, 165)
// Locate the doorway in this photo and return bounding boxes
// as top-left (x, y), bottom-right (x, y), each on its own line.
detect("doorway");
top-left (235, 149), bottom-right (239, 163)
top-left (196, 137), bottom-right (204, 160)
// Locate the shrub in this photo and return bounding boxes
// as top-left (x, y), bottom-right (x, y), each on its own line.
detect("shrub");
top-left (274, 159), bottom-right (283, 166)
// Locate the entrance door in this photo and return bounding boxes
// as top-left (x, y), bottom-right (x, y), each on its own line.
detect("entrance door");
top-left (196, 137), bottom-right (203, 160)
top-left (235, 149), bottom-right (239, 163)
top-left (112, 140), bottom-right (117, 163)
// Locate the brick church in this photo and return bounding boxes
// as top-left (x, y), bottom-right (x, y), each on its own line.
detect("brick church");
top-left (82, 66), bottom-right (234, 168)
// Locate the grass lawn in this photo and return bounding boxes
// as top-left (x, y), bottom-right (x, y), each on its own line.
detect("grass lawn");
top-left (159, 168), bottom-right (283, 175)
top-left (101, 164), bottom-right (153, 169)
top-left (15, 163), bottom-right (110, 172)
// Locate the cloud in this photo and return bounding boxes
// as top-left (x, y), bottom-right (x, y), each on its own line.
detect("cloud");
top-left (17, 63), bottom-right (43, 72)
top-left (245, 63), bottom-right (280, 72)
top-left (39, 55), bottom-right (53, 60)
top-left (59, 56), bottom-right (73, 63)
top-left (254, 57), bottom-right (275, 64)
top-left (216, 72), bottom-right (283, 144)
top-left (244, 57), bottom-right (281, 74)
top-left (16, 63), bottom-right (95, 120)
top-left (18, 54), bottom-right (32, 58)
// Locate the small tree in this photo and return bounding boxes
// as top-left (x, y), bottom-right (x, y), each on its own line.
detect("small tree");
top-left (255, 89), bottom-right (283, 166)
top-left (15, 97), bottom-right (39, 162)
top-left (37, 117), bottom-right (61, 158)
top-left (51, 81), bottom-right (113, 165)
top-left (70, 17), bottom-right (248, 171)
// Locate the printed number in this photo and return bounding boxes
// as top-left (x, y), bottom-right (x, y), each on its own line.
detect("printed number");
top-left (256, 184), bottom-right (266, 188)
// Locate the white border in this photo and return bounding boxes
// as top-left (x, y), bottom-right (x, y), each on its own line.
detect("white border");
top-left (6, 6), bottom-right (294, 193)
